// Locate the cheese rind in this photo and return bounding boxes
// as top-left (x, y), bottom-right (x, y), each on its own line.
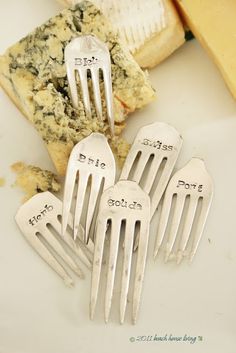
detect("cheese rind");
top-left (175, 0), bottom-right (236, 99)
top-left (59, 0), bottom-right (185, 68)
top-left (0, 1), bottom-right (155, 175)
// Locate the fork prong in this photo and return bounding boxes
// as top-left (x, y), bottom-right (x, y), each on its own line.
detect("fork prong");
top-left (105, 219), bottom-right (121, 323)
top-left (153, 190), bottom-right (173, 259)
top-left (66, 66), bottom-right (79, 109)
top-left (132, 221), bottom-right (149, 325)
top-left (176, 197), bottom-right (198, 264)
top-left (90, 219), bottom-right (108, 320)
top-left (73, 172), bottom-right (89, 240)
top-left (143, 155), bottom-right (163, 194)
top-left (120, 150), bottom-right (141, 180)
top-left (26, 230), bottom-right (74, 287)
top-left (85, 175), bottom-right (102, 244)
top-left (189, 197), bottom-right (212, 263)
top-left (62, 167), bottom-right (77, 237)
top-left (77, 68), bottom-right (92, 117)
top-left (164, 196), bottom-right (186, 262)
top-left (150, 158), bottom-right (175, 217)
top-left (52, 217), bottom-right (92, 269)
top-left (132, 152), bottom-right (151, 184)
top-left (90, 67), bottom-right (103, 119)
top-left (120, 220), bottom-right (135, 324)
top-left (43, 226), bottom-right (84, 278)
top-left (102, 67), bottom-right (114, 136)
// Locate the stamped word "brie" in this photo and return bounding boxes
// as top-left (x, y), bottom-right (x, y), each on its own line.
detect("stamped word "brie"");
top-left (177, 180), bottom-right (203, 192)
top-left (28, 204), bottom-right (53, 226)
top-left (75, 56), bottom-right (98, 66)
top-left (77, 153), bottom-right (106, 169)
top-left (107, 198), bottom-right (142, 210)
top-left (141, 138), bottom-right (173, 151)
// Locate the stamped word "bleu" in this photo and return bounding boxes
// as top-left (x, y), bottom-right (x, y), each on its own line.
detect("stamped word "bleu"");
top-left (177, 180), bottom-right (203, 192)
top-left (141, 138), bottom-right (173, 151)
top-left (75, 56), bottom-right (98, 66)
top-left (107, 198), bottom-right (142, 210)
top-left (28, 204), bottom-right (53, 226)
top-left (77, 153), bottom-right (106, 169)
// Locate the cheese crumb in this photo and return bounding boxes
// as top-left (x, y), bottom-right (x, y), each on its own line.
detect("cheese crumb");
top-left (11, 162), bottom-right (61, 202)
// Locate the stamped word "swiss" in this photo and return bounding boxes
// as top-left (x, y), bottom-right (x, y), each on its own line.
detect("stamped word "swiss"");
top-left (141, 138), bottom-right (173, 151)
top-left (177, 180), bottom-right (203, 192)
top-left (75, 56), bottom-right (98, 66)
top-left (28, 204), bottom-right (53, 226)
top-left (107, 198), bottom-right (142, 210)
top-left (77, 153), bottom-right (106, 169)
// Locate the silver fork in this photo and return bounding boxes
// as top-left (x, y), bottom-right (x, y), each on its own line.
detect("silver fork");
top-left (65, 35), bottom-right (114, 135)
top-left (154, 158), bottom-right (213, 263)
top-left (15, 191), bottom-right (92, 287)
top-left (120, 122), bottom-right (183, 218)
top-left (62, 132), bottom-right (116, 243)
top-left (90, 180), bottom-right (150, 324)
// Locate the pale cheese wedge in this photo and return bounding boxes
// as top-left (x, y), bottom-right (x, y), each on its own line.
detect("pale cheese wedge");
top-left (175, 0), bottom-right (236, 100)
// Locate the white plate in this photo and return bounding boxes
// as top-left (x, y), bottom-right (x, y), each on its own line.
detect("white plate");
top-left (0, 1), bottom-right (236, 352)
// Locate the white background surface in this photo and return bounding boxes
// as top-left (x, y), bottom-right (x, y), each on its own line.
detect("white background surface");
top-left (0, 1), bottom-right (236, 352)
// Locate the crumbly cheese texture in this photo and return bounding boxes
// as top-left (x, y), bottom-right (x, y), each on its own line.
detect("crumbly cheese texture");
top-left (11, 162), bottom-right (61, 201)
top-left (0, 1), bottom-right (155, 174)
top-left (60, 0), bottom-right (185, 69)
top-left (175, 0), bottom-right (236, 99)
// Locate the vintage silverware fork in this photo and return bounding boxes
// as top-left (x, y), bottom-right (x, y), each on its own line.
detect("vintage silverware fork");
top-left (15, 191), bottom-right (92, 287)
top-left (65, 35), bottom-right (114, 135)
top-left (62, 132), bottom-right (116, 243)
top-left (120, 122), bottom-right (183, 218)
top-left (90, 180), bottom-right (150, 324)
top-left (154, 158), bottom-right (213, 263)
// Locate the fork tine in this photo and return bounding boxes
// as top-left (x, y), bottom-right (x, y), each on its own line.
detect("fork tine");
top-left (73, 172), bottom-right (89, 240)
top-left (85, 175), bottom-right (102, 244)
top-left (90, 67), bottom-right (103, 119)
top-left (77, 68), bottom-right (91, 117)
top-left (62, 166), bottom-right (77, 237)
top-left (164, 196), bottom-right (186, 262)
top-left (143, 154), bottom-right (163, 194)
top-left (153, 190), bottom-right (173, 259)
top-left (120, 150), bottom-right (141, 180)
top-left (52, 217), bottom-right (92, 269)
top-left (90, 219), bottom-right (108, 320)
top-left (150, 158), bottom-right (176, 217)
top-left (132, 220), bottom-right (150, 324)
top-left (132, 152), bottom-right (151, 184)
top-left (189, 197), bottom-right (212, 262)
top-left (120, 220), bottom-right (135, 324)
top-left (102, 67), bottom-right (114, 136)
top-left (105, 219), bottom-right (121, 323)
top-left (176, 197), bottom-right (198, 264)
top-left (25, 230), bottom-right (74, 287)
top-left (43, 226), bottom-right (84, 278)
top-left (66, 66), bottom-right (79, 108)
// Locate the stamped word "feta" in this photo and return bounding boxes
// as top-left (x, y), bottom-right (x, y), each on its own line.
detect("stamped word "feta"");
top-left (77, 153), bottom-right (106, 169)
top-left (28, 204), bottom-right (53, 226)
top-left (107, 198), bottom-right (142, 210)
top-left (177, 180), bottom-right (203, 192)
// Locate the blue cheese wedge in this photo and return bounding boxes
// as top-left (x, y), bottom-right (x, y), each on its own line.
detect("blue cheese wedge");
top-left (61, 0), bottom-right (185, 68)
top-left (0, 1), bottom-right (155, 175)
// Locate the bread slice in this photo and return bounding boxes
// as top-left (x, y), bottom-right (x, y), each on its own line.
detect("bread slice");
top-left (0, 1), bottom-right (155, 175)
top-left (59, 0), bottom-right (185, 68)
